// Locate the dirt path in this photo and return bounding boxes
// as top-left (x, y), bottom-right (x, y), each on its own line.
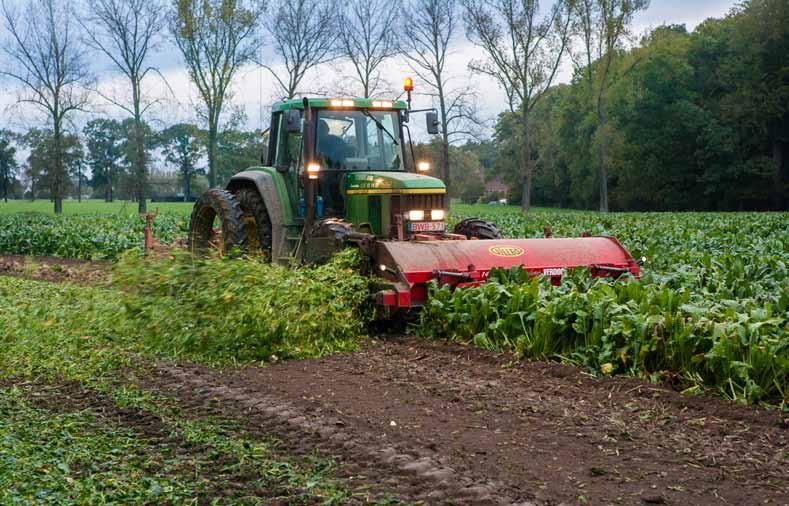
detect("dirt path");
top-left (0, 254), bottom-right (110, 284)
top-left (130, 336), bottom-right (787, 506)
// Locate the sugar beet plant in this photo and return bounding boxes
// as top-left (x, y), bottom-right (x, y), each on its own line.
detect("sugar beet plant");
top-left (428, 206), bottom-right (789, 406)
top-left (0, 212), bottom-right (187, 260)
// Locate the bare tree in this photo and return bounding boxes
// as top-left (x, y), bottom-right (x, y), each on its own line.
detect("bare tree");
top-left (401, 0), bottom-right (478, 207)
top-left (571, 0), bottom-right (648, 212)
top-left (339, 0), bottom-right (400, 98)
top-left (82, 0), bottom-right (165, 213)
top-left (262, 0), bottom-right (337, 99)
top-left (464, 0), bottom-right (573, 211)
top-left (0, 0), bottom-right (91, 213)
top-left (170, 0), bottom-right (265, 188)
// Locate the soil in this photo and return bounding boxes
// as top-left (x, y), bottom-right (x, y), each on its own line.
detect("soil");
top-left (128, 336), bottom-right (788, 506)
top-left (0, 254), bottom-right (111, 285)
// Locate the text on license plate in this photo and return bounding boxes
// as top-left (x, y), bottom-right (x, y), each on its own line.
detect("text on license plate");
top-left (409, 221), bottom-right (446, 232)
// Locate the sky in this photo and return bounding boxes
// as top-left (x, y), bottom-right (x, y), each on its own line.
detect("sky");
top-left (0, 0), bottom-right (740, 146)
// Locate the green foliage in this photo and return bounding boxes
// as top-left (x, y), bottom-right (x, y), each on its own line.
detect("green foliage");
top-left (434, 205), bottom-right (789, 406)
top-left (111, 248), bottom-right (372, 363)
top-left (0, 384), bottom-right (364, 504)
top-left (0, 211), bottom-right (187, 260)
top-left (83, 118), bottom-right (126, 201)
top-left (0, 249), bottom-right (371, 370)
top-left (0, 387), bottom-right (197, 505)
top-left (486, 1), bottom-right (789, 210)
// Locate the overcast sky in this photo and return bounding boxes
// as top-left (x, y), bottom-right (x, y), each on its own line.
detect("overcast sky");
top-left (0, 0), bottom-right (740, 139)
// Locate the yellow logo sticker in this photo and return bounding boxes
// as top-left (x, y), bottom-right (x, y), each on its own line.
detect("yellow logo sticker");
top-left (489, 245), bottom-right (525, 257)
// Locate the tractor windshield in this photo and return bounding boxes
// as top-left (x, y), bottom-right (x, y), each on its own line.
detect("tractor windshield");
top-left (315, 109), bottom-right (402, 171)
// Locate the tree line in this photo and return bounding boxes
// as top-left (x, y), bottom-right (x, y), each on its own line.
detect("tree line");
top-left (1, 0), bottom-right (786, 213)
top-left (486, 0), bottom-right (788, 211)
top-left (0, 120), bottom-right (262, 203)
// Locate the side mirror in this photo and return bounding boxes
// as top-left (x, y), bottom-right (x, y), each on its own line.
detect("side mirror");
top-left (283, 109), bottom-right (302, 134)
top-left (426, 112), bottom-right (439, 135)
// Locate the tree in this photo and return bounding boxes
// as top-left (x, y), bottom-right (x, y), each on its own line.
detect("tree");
top-left (160, 123), bottom-right (203, 201)
top-left (263, 0), bottom-right (337, 99)
top-left (571, 0), bottom-right (649, 212)
top-left (215, 127), bottom-right (264, 184)
top-left (339, 0), bottom-right (400, 98)
top-left (0, 130), bottom-right (19, 202)
top-left (401, 0), bottom-right (478, 208)
top-left (83, 119), bottom-right (125, 202)
top-left (83, 0), bottom-right (166, 213)
top-left (463, 0), bottom-right (573, 211)
top-left (170, 0), bottom-right (265, 188)
top-left (0, 0), bottom-right (91, 213)
top-left (24, 128), bottom-right (84, 201)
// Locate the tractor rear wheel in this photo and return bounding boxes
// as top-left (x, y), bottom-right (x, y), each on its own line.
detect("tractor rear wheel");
top-left (187, 189), bottom-right (248, 255)
top-left (453, 218), bottom-right (503, 240)
top-left (234, 187), bottom-right (272, 260)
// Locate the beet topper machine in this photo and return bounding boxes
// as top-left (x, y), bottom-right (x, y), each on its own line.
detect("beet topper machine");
top-left (187, 78), bottom-right (641, 311)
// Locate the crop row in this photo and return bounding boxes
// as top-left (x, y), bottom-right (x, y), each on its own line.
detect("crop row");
top-left (432, 206), bottom-right (789, 405)
top-left (0, 212), bottom-right (187, 260)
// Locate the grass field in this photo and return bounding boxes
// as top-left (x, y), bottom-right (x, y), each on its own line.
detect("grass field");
top-left (0, 199), bottom-right (194, 216)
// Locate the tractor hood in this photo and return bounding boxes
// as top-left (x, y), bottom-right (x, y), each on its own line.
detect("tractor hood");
top-left (344, 171), bottom-right (446, 195)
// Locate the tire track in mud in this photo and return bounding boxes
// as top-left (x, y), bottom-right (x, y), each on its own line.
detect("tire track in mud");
top-left (134, 337), bottom-right (787, 506)
top-left (145, 363), bottom-right (521, 505)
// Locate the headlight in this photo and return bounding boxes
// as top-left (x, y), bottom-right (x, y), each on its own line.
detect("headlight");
top-left (407, 210), bottom-right (424, 221)
top-left (430, 209), bottom-right (444, 221)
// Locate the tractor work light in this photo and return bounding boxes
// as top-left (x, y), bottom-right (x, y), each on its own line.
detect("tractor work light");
top-left (330, 99), bottom-right (354, 107)
top-left (417, 161), bottom-right (430, 172)
top-left (372, 100), bottom-right (393, 108)
top-left (430, 209), bottom-right (444, 221)
top-left (407, 210), bottom-right (425, 221)
top-left (307, 163), bottom-right (320, 179)
top-left (404, 77), bottom-right (414, 92)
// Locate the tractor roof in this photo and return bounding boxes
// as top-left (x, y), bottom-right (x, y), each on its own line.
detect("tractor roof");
top-left (272, 98), bottom-right (408, 112)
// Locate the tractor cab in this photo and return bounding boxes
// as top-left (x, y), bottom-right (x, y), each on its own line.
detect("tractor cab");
top-left (262, 96), bottom-right (446, 242)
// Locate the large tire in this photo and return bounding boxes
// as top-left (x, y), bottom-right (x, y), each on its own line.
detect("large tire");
top-left (453, 218), bottom-right (503, 240)
top-left (187, 188), bottom-right (248, 255)
top-left (234, 187), bottom-right (272, 260)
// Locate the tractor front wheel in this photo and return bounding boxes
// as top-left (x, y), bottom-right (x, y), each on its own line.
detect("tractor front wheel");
top-left (234, 187), bottom-right (272, 260)
top-left (187, 189), bottom-right (248, 255)
top-left (453, 218), bottom-right (503, 240)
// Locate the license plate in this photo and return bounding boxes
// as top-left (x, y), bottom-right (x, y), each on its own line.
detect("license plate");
top-left (409, 221), bottom-right (445, 232)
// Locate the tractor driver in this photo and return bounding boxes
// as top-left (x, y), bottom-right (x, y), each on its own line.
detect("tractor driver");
top-left (316, 119), bottom-right (352, 170)
top-left (316, 119), bottom-right (352, 215)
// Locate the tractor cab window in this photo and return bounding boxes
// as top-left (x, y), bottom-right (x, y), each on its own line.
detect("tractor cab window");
top-left (315, 109), bottom-right (402, 172)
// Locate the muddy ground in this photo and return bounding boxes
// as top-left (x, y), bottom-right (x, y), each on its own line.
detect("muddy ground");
top-left (131, 337), bottom-right (788, 505)
top-left (0, 254), bottom-right (110, 284)
top-left (3, 258), bottom-right (787, 504)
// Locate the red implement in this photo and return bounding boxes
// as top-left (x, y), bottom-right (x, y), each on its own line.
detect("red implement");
top-left (373, 236), bottom-right (640, 309)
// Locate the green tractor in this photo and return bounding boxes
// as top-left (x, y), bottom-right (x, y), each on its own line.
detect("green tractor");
top-left (188, 90), bottom-right (500, 261)
top-left (188, 84), bottom-right (640, 311)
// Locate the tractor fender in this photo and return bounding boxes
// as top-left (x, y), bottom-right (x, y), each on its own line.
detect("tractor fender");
top-left (227, 170), bottom-right (288, 260)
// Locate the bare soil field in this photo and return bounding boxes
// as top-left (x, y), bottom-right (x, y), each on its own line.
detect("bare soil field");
top-left (132, 337), bottom-right (787, 505)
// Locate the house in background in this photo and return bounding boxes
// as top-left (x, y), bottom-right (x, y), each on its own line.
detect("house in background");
top-left (484, 177), bottom-right (511, 203)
